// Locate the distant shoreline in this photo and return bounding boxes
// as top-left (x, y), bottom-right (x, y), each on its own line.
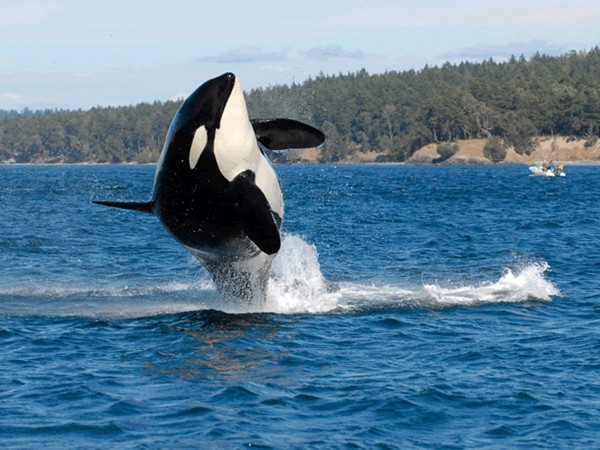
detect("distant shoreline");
top-left (1, 136), bottom-right (599, 167)
top-left (276, 135), bottom-right (600, 166)
top-left (2, 161), bottom-right (600, 167)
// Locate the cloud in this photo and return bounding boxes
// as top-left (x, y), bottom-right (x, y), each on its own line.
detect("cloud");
top-left (303, 45), bottom-right (366, 62)
top-left (311, 0), bottom-right (600, 31)
top-left (0, 2), bottom-right (62, 27)
top-left (454, 1), bottom-right (600, 28)
top-left (1, 93), bottom-right (25, 103)
top-left (169, 93), bottom-right (187, 102)
top-left (440, 40), bottom-right (569, 61)
top-left (198, 44), bottom-right (367, 66)
top-left (198, 47), bottom-right (288, 64)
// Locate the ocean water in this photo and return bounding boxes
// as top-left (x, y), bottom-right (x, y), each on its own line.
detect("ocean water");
top-left (0, 164), bottom-right (598, 449)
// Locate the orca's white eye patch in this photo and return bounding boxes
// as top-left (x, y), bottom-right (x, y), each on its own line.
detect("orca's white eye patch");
top-left (189, 125), bottom-right (208, 169)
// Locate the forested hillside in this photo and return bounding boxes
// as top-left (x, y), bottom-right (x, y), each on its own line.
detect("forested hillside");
top-left (0, 102), bottom-right (180, 163)
top-left (1, 48), bottom-right (599, 163)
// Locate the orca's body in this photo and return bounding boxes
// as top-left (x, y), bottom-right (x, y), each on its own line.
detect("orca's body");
top-left (95, 73), bottom-right (324, 303)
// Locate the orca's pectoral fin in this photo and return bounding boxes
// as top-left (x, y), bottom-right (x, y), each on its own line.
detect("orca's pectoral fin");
top-left (232, 171), bottom-right (281, 255)
top-left (251, 118), bottom-right (325, 150)
top-left (93, 200), bottom-right (155, 214)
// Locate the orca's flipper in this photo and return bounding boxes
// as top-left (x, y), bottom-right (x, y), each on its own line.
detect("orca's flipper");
top-left (93, 200), bottom-right (155, 214)
top-left (251, 119), bottom-right (325, 150)
top-left (231, 171), bottom-right (281, 255)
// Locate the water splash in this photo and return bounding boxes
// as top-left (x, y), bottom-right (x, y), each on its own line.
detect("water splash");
top-left (0, 235), bottom-right (560, 318)
top-left (263, 236), bottom-right (560, 313)
top-left (420, 262), bottom-right (560, 306)
top-left (266, 234), bottom-right (339, 314)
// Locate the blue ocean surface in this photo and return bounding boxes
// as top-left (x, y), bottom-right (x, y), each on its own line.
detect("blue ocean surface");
top-left (0, 164), bottom-right (599, 449)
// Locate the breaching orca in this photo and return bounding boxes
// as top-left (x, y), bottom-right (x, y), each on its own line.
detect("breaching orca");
top-left (94, 73), bottom-right (325, 303)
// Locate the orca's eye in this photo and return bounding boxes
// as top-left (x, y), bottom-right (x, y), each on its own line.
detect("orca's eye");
top-left (189, 126), bottom-right (208, 169)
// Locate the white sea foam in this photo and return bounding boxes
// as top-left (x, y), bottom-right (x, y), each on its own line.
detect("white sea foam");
top-left (0, 235), bottom-right (560, 318)
top-left (260, 235), bottom-right (560, 314)
top-left (420, 262), bottom-right (560, 306)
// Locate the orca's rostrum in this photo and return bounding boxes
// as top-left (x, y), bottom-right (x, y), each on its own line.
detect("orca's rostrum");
top-left (94, 73), bottom-right (325, 303)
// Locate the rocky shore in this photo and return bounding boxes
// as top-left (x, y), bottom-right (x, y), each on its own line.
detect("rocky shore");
top-left (283, 136), bottom-right (600, 165)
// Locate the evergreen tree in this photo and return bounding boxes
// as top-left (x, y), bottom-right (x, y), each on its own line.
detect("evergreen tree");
top-left (1, 48), bottom-right (600, 163)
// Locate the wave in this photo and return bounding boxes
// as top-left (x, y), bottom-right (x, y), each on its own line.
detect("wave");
top-left (0, 235), bottom-right (560, 319)
top-left (333, 263), bottom-right (559, 311)
top-left (263, 235), bottom-right (560, 314)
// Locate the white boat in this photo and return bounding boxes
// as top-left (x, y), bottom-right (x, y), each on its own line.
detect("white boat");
top-left (529, 162), bottom-right (566, 177)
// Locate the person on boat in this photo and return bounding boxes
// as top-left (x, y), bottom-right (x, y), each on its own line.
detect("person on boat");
top-left (542, 160), bottom-right (549, 170)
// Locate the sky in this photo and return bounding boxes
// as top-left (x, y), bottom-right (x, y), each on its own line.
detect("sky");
top-left (1, 0), bottom-right (599, 110)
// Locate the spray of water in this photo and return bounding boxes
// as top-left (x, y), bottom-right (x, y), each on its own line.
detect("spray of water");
top-left (263, 235), bottom-right (560, 313)
top-left (0, 234), bottom-right (560, 318)
top-left (266, 235), bottom-right (340, 314)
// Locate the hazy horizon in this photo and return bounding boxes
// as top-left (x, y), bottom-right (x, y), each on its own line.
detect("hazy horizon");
top-left (2, 0), bottom-right (599, 110)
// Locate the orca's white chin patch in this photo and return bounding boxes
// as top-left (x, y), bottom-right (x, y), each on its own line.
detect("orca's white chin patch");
top-left (214, 78), bottom-right (259, 181)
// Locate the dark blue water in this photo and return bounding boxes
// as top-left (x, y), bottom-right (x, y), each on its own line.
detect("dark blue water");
top-left (1, 164), bottom-right (599, 449)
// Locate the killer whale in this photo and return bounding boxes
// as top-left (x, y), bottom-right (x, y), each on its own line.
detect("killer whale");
top-left (94, 73), bottom-right (324, 303)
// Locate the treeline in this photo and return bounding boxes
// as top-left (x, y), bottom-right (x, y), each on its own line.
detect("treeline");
top-left (249, 47), bottom-right (600, 162)
top-left (0, 102), bottom-right (180, 163)
top-left (1, 48), bottom-right (600, 163)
